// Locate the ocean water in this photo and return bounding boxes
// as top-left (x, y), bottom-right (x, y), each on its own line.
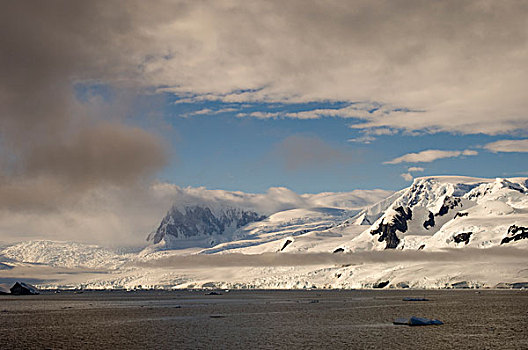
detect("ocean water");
top-left (1, 289), bottom-right (527, 349)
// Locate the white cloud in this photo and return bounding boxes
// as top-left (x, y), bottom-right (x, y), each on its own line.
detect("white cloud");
top-left (189, 107), bottom-right (238, 116)
top-left (238, 111), bottom-right (281, 119)
top-left (484, 139), bottom-right (528, 153)
top-left (385, 149), bottom-right (478, 164)
top-left (190, 108), bottom-right (213, 115)
top-left (408, 167), bottom-right (424, 172)
top-left (137, 1), bottom-right (528, 135)
top-left (401, 173), bottom-right (414, 181)
top-left (348, 135), bottom-right (376, 144)
top-left (13, 1), bottom-right (522, 136)
top-left (368, 128), bottom-right (398, 136)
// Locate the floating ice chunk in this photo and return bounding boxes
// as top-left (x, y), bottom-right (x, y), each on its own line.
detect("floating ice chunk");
top-left (393, 316), bottom-right (443, 326)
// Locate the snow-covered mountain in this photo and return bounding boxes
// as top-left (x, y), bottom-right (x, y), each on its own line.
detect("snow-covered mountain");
top-left (147, 205), bottom-right (266, 248)
top-left (347, 176), bottom-right (528, 251)
top-left (1, 177), bottom-right (527, 290)
top-left (146, 187), bottom-right (392, 249)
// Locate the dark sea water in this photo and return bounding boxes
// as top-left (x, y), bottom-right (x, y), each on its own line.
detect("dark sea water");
top-left (1, 289), bottom-right (527, 349)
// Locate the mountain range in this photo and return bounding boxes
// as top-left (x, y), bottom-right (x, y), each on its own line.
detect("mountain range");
top-left (1, 176), bottom-right (527, 289)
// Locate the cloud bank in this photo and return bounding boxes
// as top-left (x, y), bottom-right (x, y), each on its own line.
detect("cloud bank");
top-left (6, 1), bottom-right (517, 136)
top-left (484, 139), bottom-right (528, 153)
top-left (0, 1), bottom-right (170, 213)
top-left (149, 1), bottom-right (528, 135)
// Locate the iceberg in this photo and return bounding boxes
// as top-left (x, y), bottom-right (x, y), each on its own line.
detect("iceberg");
top-left (393, 316), bottom-right (443, 326)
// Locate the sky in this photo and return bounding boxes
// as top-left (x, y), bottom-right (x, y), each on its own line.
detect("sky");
top-left (0, 1), bottom-right (527, 246)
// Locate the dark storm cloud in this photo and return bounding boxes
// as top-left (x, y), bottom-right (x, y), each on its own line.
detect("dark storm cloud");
top-left (0, 1), bottom-right (171, 211)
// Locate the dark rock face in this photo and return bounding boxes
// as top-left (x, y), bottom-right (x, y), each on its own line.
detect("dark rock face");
top-left (436, 196), bottom-right (462, 217)
top-left (502, 181), bottom-right (526, 193)
top-left (150, 205), bottom-right (266, 243)
top-left (370, 206), bottom-right (412, 249)
top-left (501, 225), bottom-right (528, 244)
top-left (373, 280), bottom-right (390, 288)
top-left (280, 239), bottom-right (293, 252)
top-left (453, 232), bottom-right (472, 245)
top-left (423, 211), bottom-right (435, 229)
top-left (10, 282), bottom-right (39, 295)
top-left (454, 212), bottom-right (469, 219)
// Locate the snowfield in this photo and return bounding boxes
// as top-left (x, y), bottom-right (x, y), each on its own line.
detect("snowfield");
top-left (1, 177), bottom-right (527, 290)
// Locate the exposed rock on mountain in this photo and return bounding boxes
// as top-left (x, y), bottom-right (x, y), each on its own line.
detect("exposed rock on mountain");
top-left (350, 176), bottom-right (528, 250)
top-left (501, 225), bottom-right (528, 244)
top-left (370, 206), bottom-right (412, 249)
top-left (423, 211), bottom-right (435, 229)
top-left (148, 205), bottom-right (266, 246)
top-left (453, 232), bottom-right (472, 245)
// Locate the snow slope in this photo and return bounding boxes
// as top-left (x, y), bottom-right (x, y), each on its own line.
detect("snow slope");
top-left (0, 240), bottom-right (127, 269)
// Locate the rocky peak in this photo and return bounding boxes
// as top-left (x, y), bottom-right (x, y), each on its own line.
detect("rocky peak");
top-left (148, 205), bottom-right (266, 245)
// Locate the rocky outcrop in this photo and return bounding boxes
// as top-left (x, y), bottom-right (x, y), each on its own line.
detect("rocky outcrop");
top-left (453, 232), bottom-right (472, 245)
top-left (436, 196), bottom-right (462, 217)
top-left (280, 239), bottom-right (293, 252)
top-left (150, 205), bottom-right (266, 243)
top-left (370, 206), bottom-right (412, 249)
top-left (373, 280), bottom-right (390, 288)
top-left (500, 225), bottom-right (528, 244)
top-left (423, 211), bottom-right (435, 229)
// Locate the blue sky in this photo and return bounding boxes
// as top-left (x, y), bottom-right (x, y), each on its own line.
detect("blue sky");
top-left (68, 1), bottom-right (528, 195)
top-left (134, 94), bottom-right (527, 193)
